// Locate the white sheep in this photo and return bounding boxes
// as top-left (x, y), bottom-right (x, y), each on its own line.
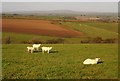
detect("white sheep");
top-left (33, 44), bottom-right (41, 51)
top-left (83, 58), bottom-right (100, 65)
top-left (27, 46), bottom-right (34, 53)
top-left (41, 46), bottom-right (52, 53)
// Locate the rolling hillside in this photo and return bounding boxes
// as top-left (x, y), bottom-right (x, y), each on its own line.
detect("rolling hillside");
top-left (61, 22), bottom-right (118, 39)
top-left (2, 18), bottom-right (118, 44)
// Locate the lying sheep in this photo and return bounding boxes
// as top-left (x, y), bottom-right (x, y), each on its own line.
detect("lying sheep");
top-left (83, 58), bottom-right (100, 65)
top-left (33, 44), bottom-right (41, 51)
top-left (41, 46), bottom-right (52, 53)
top-left (27, 46), bottom-right (34, 53)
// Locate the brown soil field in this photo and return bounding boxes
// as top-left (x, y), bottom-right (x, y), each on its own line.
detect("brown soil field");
top-left (2, 19), bottom-right (82, 37)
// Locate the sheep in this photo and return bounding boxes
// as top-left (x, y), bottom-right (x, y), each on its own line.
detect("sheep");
top-left (41, 46), bottom-right (52, 53)
top-left (27, 46), bottom-right (34, 53)
top-left (32, 44), bottom-right (41, 51)
top-left (83, 58), bottom-right (100, 65)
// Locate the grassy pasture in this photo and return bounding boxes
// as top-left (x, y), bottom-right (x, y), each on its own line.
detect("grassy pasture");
top-left (2, 32), bottom-right (57, 44)
top-left (83, 22), bottom-right (118, 33)
top-left (61, 22), bottom-right (118, 39)
top-left (2, 32), bottom-right (85, 44)
top-left (2, 44), bottom-right (118, 79)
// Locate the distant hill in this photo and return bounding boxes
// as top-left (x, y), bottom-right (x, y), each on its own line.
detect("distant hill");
top-left (3, 10), bottom-right (117, 17)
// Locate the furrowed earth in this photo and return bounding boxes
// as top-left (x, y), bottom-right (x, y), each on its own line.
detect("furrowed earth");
top-left (2, 19), bottom-right (82, 37)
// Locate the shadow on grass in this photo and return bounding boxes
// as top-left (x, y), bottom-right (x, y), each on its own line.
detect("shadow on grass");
top-left (50, 50), bottom-right (59, 53)
top-left (31, 50), bottom-right (59, 54)
top-left (97, 61), bottom-right (104, 64)
top-left (34, 50), bottom-right (42, 53)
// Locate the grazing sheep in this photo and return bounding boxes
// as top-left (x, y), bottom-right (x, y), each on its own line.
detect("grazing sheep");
top-left (33, 44), bottom-right (41, 51)
top-left (41, 46), bottom-right (52, 53)
top-left (83, 58), bottom-right (100, 65)
top-left (27, 46), bottom-right (34, 53)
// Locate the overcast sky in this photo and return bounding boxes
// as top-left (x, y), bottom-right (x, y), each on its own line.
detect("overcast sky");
top-left (2, 2), bottom-right (118, 13)
top-left (1, 0), bottom-right (119, 2)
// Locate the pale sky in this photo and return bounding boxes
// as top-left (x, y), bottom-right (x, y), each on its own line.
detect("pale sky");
top-left (2, 2), bottom-right (118, 13)
top-left (1, 0), bottom-right (119, 2)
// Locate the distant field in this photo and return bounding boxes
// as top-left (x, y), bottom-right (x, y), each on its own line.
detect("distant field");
top-left (2, 15), bottom-right (62, 20)
top-left (61, 22), bottom-right (118, 39)
top-left (2, 44), bottom-right (118, 79)
top-left (83, 22), bottom-right (118, 33)
top-left (2, 18), bottom-right (118, 44)
top-left (2, 19), bottom-right (82, 37)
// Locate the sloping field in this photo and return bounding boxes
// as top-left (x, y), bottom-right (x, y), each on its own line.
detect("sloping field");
top-left (83, 22), bottom-right (118, 33)
top-left (2, 19), bottom-right (82, 37)
top-left (62, 22), bottom-right (118, 39)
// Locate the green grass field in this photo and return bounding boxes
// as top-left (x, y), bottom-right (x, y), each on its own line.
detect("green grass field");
top-left (2, 32), bottom-right (85, 44)
top-left (83, 22), bottom-right (118, 33)
top-left (2, 44), bottom-right (118, 79)
top-left (61, 22), bottom-right (118, 39)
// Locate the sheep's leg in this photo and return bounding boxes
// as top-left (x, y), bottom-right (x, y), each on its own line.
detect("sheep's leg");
top-left (36, 48), bottom-right (38, 51)
top-left (32, 47), bottom-right (34, 51)
top-left (28, 49), bottom-right (30, 53)
top-left (47, 50), bottom-right (49, 53)
top-left (37, 48), bottom-right (39, 51)
top-left (34, 48), bottom-right (36, 51)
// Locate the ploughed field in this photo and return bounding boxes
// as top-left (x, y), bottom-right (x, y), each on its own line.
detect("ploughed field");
top-left (2, 19), bottom-right (82, 37)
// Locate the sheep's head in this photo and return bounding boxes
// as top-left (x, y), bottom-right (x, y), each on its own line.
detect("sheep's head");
top-left (95, 58), bottom-right (100, 61)
top-left (38, 44), bottom-right (41, 46)
top-left (27, 47), bottom-right (29, 49)
top-left (49, 47), bottom-right (52, 50)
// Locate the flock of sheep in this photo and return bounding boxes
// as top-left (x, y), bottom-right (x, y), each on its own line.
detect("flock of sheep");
top-left (27, 44), bottom-right (52, 54)
top-left (27, 44), bottom-right (102, 65)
